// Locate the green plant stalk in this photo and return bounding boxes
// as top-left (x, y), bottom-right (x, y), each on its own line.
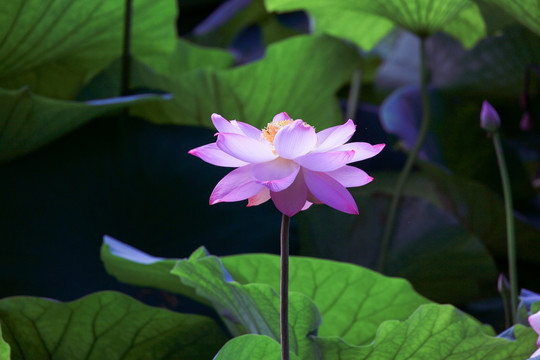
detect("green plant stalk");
top-left (377, 36), bottom-right (431, 272)
top-left (345, 68), bottom-right (363, 121)
top-left (492, 132), bottom-right (518, 323)
top-left (280, 214), bottom-right (291, 360)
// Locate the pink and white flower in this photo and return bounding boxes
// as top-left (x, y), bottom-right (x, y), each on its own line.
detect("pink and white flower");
top-left (529, 311), bottom-right (540, 359)
top-left (189, 112), bottom-right (384, 216)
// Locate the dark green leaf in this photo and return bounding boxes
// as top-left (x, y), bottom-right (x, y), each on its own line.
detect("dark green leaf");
top-left (0, 87), bottom-right (169, 162)
top-left (482, 0), bottom-right (540, 36)
top-left (0, 291), bottom-right (228, 360)
top-left (0, 0), bottom-right (177, 99)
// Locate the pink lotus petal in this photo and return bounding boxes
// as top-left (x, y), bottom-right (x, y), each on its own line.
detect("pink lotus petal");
top-left (326, 166), bottom-right (373, 187)
top-left (253, 158), bottom-right (300, 192)
top-left (531, 347), bottom-right (540, 358)
top-left (303, 169), bottom-right (359, 214)
top-left (301, 201), bottom-right (313, 211)
top-left (295, 150), bottom-right (355, 172)
top-left (188, 143), bottom-right (249, 167)
top-left (217, 133), bottom-right (277, 163)
top-left (272, 112), bottom-right (292, 122)
top-left (210, 165), bottom-right (264, 204)
top-left (270, 172), bottom-right (308, 216)
top-left (248, 188), bottom-right (271, 207)
top-left (212, 113), bottom-right (242, 134)
top-left (274, 120), bottom-right (317, 159)
top-left (235, 120), bottom-right (262, 139)
top-left (530, 311), bottom-right (540, 337)
top-left (315, 119), bottom-right (356, 152)
top-left (334, 142), bottom-right (385, 163)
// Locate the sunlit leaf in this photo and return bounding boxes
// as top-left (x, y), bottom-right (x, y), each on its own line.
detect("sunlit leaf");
top-left (0, 0), bottom-right (177, 99)
top-left (171, 249), bottom-right (322, 359)
top-left (316, 305), bottom-right (537, 360)
top-left (265, 0), bottom-right (486, 49)
top-left (0, 87), bottom-right (169, 162)
top-left (128, 34), bottom-right (362, 129)
top-left (0, 291), bottom-right (228, 360)
top-left (483, 0), bottom-right (540, 36)
top-left (298, 192), bottom-right (497, 304)
top-left (0, 326), bottom-right (9, 360)
top-left (214, 335), bottom-right (301, 360)
top-left (103, 239), bottom-right (429, 345)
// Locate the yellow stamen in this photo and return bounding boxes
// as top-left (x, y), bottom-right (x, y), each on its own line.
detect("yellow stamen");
top-left (261, 120), bottom-right (293, 144)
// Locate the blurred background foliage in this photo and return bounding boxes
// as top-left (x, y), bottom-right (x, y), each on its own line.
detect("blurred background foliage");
top-left (1, 0), bottom-right (540, 331)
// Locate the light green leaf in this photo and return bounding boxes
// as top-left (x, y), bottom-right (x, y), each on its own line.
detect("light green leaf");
top-left (297, 187), bottom-right (498, 305)
top-left (483, 0), bottom-right (540, 36)
top-left (129, 34), bottom-right (362, 129)
top-left (171, 249), bottom-right (321, 359)
top-left (0, 291), bottom-right (228, 360)
top-left (0, 325), bottom-right (9, 360)
top-left (214, 335), bottom-right (301, 360)
top-left (134, 38), bottom-right (235, 77)
top-left (102, 238), bottom-right (429, 346)
top-left (309, 7), bottom-right (394, 51)
top-left (265, 0), bottom-right (485, 49)
top-left (100, 235), bottom-right (209, 306)
top-left (316, 305), bottom-right (537, 360)
top-left (224, 253), bottom-right (430, 344)
top-left (0, 87), bottom-right (169, 162)
top-left (0, 0), bottom-right (177, 99)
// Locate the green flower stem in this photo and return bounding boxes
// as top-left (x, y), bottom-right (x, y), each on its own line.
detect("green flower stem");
top-left (345, 68), bottom-right (363, 121)
top-left (492, 131), bottom-right (518, 323)
top-left (377, 36), bottom-right (430, 273)
top-left (121, 0), bottom-right (133, 97)
top-left (280, 214), bottom-right (291, 360)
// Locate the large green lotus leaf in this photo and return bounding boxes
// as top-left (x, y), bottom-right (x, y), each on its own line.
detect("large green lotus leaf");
top-left (131, 38), bottom-right (235, 77)
top-left (215, 307), bottom-right (536, 360)
top-left (0, 326), bottom-right (9, 360)
top-left (129, 34), bottom-right (362, 129)
top-left (430, 26), bottom-right (540, 96)
top-left (223, 253), bottom-right (430, 344)
top-left (483, 0), bottom-right (540, 36)
top-left (265, 0), bottom-right (485, 49)
top-left (298, 167), bottom-right (540, 300)
top-left (0, 0), bottom-right (177, 99)
top-left (0, 291), bottom-right (228, 360)
top-left (171, 248), bottom-right (322, 359)
top-left (77, 38), bottom-right (235, 100)
top-left (316, 305), bottom-right (537, 360)
top-left (214, 335), bottom-right (301, 360)
top-left (100, 236), bottom-right (209, 306)
top-left (297, 191), bottom-right (497, 305)
top-left (0, 87), bottom-right (169, 162)
top-left (102, 238), bottom-right (430, 346)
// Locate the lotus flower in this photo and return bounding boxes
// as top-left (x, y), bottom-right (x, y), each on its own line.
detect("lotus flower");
top-left (189, 112), bottom-right (384, 216)
top-left (529, 310), bottom-right (540, 359)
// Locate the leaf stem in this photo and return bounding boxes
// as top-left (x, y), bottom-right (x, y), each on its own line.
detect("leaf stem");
top-left (281, 214), bottom-right (290, 360)
top-left (121, 0), bottom-right (133, 97)
top-left (345, 68), bottom-right (363, 121)
top-left (377, 36), bottom-right (430, 272)
top-left (492, 132), bottom-right (518, 323)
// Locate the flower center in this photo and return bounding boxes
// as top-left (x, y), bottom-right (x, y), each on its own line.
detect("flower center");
top-left (261, 120), bottom-right (293, 144)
